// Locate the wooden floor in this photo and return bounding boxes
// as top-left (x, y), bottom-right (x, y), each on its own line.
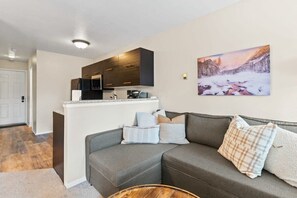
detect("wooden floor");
top-left (0, 126), bottom-right (53, 172)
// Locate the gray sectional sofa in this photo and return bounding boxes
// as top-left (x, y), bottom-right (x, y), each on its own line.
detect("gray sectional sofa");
top-left (86, 111), bottom-right (297, 198)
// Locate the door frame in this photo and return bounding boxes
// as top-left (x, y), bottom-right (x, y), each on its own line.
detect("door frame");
top-left (0, 68), bottom-right (28, 126)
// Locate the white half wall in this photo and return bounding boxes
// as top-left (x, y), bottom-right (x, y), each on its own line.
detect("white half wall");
top-left (63, 99), bottom-right (159, 187)
top-left (35, 50), bottom-right (92, 134)
top-left (95, 0), bottom-right (297, 122)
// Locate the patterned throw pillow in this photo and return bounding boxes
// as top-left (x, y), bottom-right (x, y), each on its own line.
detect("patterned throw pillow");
top-left (218, 115), bottom-right (277, 179)
top-left (121, 125), bottom-right (160, 144)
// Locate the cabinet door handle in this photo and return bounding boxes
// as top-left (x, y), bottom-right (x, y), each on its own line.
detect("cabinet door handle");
top-left (123, 81), bottom-right (132, 85)
top-left (105, 83), bottom-right (113, 86)
top-left (125, 65), bottom-right (135, 68)
top-left (105, 68), bottom-right (113, 71)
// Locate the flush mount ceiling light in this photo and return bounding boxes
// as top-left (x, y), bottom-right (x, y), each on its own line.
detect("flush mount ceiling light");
top-left (8, 48), bottom-right (16, 60)
top-left (72, 39), bottom-right (90, 49)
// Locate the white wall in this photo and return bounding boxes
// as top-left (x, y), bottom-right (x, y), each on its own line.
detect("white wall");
top-left (35, 50), bottom-right (92, 134)
top-left (28, 55), bottom-right (37, 129)
top-left (95, 0), bottom-right (297, 122)
top-left (0, 59), bottom-right (28, 70)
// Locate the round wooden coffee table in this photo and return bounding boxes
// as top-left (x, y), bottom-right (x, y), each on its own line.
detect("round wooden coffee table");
top-left (108, 184), bottom-right (199, 198)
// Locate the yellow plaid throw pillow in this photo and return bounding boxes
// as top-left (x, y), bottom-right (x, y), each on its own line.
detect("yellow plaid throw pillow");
top-left (218, 115), bottom-right (277, 178)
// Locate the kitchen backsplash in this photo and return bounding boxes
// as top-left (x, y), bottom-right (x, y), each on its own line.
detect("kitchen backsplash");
top-left (103, 87), bottom-right (153, 100)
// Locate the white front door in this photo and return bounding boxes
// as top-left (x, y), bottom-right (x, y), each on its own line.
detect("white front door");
top-left (0, 70), bottom-right (26, 126)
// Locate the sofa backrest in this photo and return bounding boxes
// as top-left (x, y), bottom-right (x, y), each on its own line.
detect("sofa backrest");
top-left (165, 111), bottom-right (187, 119)
top-left (187, 113), bottom-right (232, 149)
top-left (166, 111), bottom-right (297, 149)
top-left (240, 115), bottom-right (297, 134)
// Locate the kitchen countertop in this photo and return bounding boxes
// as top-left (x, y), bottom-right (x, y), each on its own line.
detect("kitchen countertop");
top-left (56, 98), bottom-right (158, 114)
top-left (63, 98), bottom-right (159, 105)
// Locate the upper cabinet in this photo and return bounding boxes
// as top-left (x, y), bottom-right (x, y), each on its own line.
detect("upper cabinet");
top-left (82, 48), bottom-right (154, 88)
top-left (82, 62), bottom-right (104, 79)
top-left (102, 56), bottom-right (120, 88)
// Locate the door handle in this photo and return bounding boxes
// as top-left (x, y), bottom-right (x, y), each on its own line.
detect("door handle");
top-left (21, 96), bottom-right (25, 103)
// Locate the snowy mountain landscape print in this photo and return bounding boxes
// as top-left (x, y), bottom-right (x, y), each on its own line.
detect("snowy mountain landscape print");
top-left (198, 45), bottom-right (270, 96)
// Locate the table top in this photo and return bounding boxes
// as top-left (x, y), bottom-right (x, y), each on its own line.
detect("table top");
top-left (108, 184), bottom-right (199, 198)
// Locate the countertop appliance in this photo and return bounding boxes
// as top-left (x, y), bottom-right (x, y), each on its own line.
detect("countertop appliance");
top-left (71, 77), bottom-right (103, 100)
top-left (127, 90), bottom-right (148, 99)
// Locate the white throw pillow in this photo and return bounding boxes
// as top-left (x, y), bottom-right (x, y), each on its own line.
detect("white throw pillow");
top-left (159, 123), bottom-right (189, 144)
top-left (136, 112), bottom-right (157, 127)
top-left (218, 115), bottom-right (277, 179)
top-left (121, 126), bottom-right (160, 144)
top-left (153, 109), bottom-right (166, 123)
top-left (158, 114), bottom-right (189, 144)
top-left (264, 127), bottom-right (297, 187)
top-left (136, 110), bottom-right (166, 127)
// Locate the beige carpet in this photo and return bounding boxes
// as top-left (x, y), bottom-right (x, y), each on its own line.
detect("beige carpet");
top-left (0, 168), bottom-right (102, 198)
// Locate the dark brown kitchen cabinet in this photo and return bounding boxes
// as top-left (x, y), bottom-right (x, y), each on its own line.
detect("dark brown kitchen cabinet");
top-left (102, 57), bottom-right (119, 88)
top-left (81, 65), bottom-right (93, 79)
top-left (116, 48), bottom-right (141, 86)
top-left (82, 48), bottom-right (154, 88)
top-left (108, 48), bottom-right (154, 87)
top-left (82, 62), bottom-right (104, 79)
top-left (118, 48), bottom-right (141, 68)
top-left (53, 111), bottom-right (64, 182)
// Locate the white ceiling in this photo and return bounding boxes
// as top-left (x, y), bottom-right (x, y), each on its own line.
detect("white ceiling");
top-left (0, 0), bottom-right (240, 62)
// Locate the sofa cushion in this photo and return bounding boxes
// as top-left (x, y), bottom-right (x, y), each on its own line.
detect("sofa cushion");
top-left (240, 115), bottom-right (297, 134)
top-left (163, 143), bottom-right (297, 198)
top-left (187, 113), bottom-right (232, 148)
top-left (89, 144), bottom-right (177, 187)
top-left (218, 115), bottom-right (277, 179)
top-left (264, 126), bottom-right (297, 188)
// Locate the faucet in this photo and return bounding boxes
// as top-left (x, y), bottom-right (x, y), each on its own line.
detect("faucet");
top-left (110, 91), bottom-right (117, 100)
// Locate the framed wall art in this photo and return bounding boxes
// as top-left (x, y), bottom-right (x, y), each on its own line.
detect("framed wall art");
top-left (197, 45), bottom-right (270, 96)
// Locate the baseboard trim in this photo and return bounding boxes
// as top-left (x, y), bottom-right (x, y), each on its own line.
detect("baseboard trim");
top-left (64, 177), bottom-right (86, 189)
top-left (34, 130), bottom-right (52, 135)
top-left (0, 123), bottom-right (26, 128)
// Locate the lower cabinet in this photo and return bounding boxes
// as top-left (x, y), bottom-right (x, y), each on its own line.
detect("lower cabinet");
top-left (53, 112), bottom-right (64, 182)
